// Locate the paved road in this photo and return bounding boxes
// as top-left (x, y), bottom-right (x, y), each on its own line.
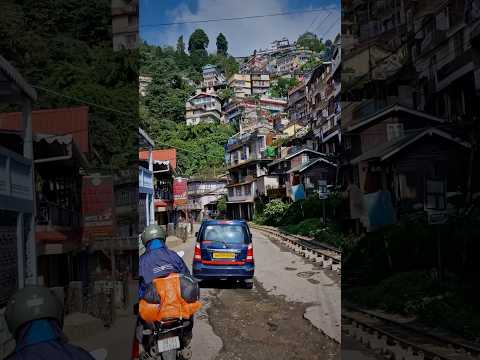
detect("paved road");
top-left (170, 227), bottom-right (341, 360)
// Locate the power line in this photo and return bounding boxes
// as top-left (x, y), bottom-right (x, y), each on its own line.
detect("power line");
top-left (140, 8), bottom-right (336, 28)
top-left (33, 85), bottom-right (137, 119)
top-left (305, 10), bottom-right (331, 35)
top-left (319, 17), bottom-right (341, 39)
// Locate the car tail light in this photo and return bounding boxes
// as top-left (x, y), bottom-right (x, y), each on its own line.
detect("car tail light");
top-left (246, 243), bottom-right (254, 262)
top-left (131, 335), bottom-right (140, 359)
top-left (194, 242), bottom-right (202, 261)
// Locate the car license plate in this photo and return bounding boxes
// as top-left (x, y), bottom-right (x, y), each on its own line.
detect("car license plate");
top-left (157, 336), bottom-right (180, 352)
top-left (213, 252), bottom-right (235, 259)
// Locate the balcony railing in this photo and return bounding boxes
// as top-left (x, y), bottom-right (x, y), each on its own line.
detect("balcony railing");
top-left (37, 201), bottom-right (81, 228)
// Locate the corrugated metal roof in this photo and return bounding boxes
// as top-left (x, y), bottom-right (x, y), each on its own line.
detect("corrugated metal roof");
top-left (139, 149), bottom-right (177, 170)
top-left (350, 128), bottom-right (470, 165)
top-left (0, 106), bottom-right (89, 153)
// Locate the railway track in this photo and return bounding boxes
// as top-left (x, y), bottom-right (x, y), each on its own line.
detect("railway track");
top-left (343, 305), bottom-right (480, 360)
top-left (249, 223), bottom-right (341, 272)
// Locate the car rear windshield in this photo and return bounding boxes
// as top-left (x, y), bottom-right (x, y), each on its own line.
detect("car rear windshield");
top-left (201, 224), bottom-right (249, 244)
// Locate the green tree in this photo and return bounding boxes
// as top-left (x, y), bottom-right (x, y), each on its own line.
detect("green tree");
top-left (217, 195), bottom-right (227, 212)
top-left (188, 28), bottom-right (209, 54)
top-left (176, 35), bottom-right (185, 54)
top-left (217, 87), bottom-right (234, 104)
top-left (270, 77), bottom-right (300, 98)
top-left (0, 0), bottom-right (137, 170)
top-left (300, 55), bottom-right (322, 72)
top-left (216, 32), bottom-right (228, 56)
top-left (297, 32), bottom-right (325, 52)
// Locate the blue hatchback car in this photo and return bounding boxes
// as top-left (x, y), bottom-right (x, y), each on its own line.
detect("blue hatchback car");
top-left (192, 220), bottom-right (254, 288)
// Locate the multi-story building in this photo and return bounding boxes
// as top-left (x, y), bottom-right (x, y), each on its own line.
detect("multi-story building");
top-left (139, 149), bottom-right (176, 226)
top-left (187, 178), bottom-right (227, 221)
top-left (317, 45), bottom-right (342, 155)
top-left (223, 96), bottom-right (287, 128)
top-left (338, 0), bottom-right (480, 222)
top-left (228, 74), bottom-right (252, 98)
top-left (201, 64), bottom-right (226, 90)
top-left (275, 49), bottom-right (316, 75)
top-left (287, 82), bottom-right (309, 126)
top-left (111, 0), bottom-right (138, 51)
top-left (225, 124), bottom-right (274, 220)
top-left (306, 63), bottom-right (329, 145)
top-left (251, 73), bottom-right (270, 95)
top-left (1, 107), bottom-right (91, 288)
top-left (268, 147), bottom-right (336, 200)
top-left (0, 58), bottom-right (37, 344)
top-left (185, 91), bottom-right (223, 125)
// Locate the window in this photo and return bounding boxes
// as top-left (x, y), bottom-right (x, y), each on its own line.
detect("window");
top-left (387, 123), bottom-right (404, 141)
top-left (201, 224), bottom-right (249, 244)
top-left (228, 188), bottom-right (234, 197)
top-left (235, 187), bottom-right (242, 196)
top-left (244, 184), bottom-right (251, 196)
top-left (302, 154), bottom-right (309, 164)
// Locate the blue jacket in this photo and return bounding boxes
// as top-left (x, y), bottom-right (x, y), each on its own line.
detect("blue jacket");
top-left (139, 239), bottom-right (191, 301)
top-left (5, 319), bottom-right (94, 360)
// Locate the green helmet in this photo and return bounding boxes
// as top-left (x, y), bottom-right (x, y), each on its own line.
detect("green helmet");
top-left (141, 224), bottom-right (166, 245)
top-left (5, 286), bottom-right (64, 336)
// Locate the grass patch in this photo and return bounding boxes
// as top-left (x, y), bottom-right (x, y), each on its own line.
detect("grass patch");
top-left (346, 271), bottom-right (480, 340)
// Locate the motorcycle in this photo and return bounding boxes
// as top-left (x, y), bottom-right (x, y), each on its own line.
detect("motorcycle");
top-left (132, 250), bottom-right (199, 360)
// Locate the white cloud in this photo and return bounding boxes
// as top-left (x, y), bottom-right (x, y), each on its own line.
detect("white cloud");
top-left (143, 0), bottom-right (340, 57)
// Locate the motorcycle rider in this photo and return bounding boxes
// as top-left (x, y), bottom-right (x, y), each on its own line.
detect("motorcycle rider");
top-left (137, 224), bottom-right (195, 347)
top-left (4, 285), bottom-right (95, 359)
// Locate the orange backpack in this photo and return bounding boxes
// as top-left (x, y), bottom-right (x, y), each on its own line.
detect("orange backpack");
top-left (139, 273), bottom-right (201, 323)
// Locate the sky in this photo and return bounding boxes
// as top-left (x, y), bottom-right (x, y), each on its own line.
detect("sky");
top-left (140, 0), bottom-right (341, 57)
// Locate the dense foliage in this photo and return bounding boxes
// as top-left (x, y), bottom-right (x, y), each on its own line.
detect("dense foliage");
top-left (140, 30), bottom-right (240, 176)
top-left (0, 0), bottom-right (137, 170)
top-left (269, 77), bottom-right (300, 98)
top-left (296, 32), bottom-right (326, 53)
top-left (143, 121), bottom-right (234, 177)
top-left (216, 33), bottom-right (228, 56)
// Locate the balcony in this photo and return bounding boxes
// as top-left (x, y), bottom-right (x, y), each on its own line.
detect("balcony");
top-left (266, 186), bottom-right (287, 199)
top-left (188, 185), bottom-right (225, 196)
top-left (37, 201), bottom-right (81, 228)
top-left (227, 182), bottom-right (255, 203)
top-left (139, 166), bottom-right (153, 194)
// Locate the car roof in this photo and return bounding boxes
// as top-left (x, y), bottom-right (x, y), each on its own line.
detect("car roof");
top-left (202, 220), bottom-right (248, 225)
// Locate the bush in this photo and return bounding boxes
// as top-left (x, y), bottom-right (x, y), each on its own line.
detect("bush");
top-left (280, 218), bottom-right (325, 236)
top-left (262, 199), bottom-right (290, 226)
top-left (310, 227), bottom-right (347, 249)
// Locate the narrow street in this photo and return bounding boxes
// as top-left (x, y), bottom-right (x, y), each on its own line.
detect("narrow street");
top-left (170, 226), bottom-right (341, 360)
